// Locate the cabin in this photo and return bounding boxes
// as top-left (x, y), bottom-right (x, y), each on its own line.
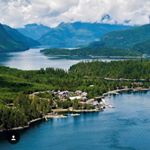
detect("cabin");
top-left (69, 96), bottom-right (82, 101)
top-left (75, 90), bottom-right (82, 95)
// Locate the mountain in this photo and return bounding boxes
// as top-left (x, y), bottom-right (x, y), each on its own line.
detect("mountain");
top-left (98, 24), bottom-right (150, 50)
top-left (0, 24), bottom-right (27, 52)
top-left (80, 24), bottom-right (150, 56)
top-left (42, 24), bottom-right (150, 57)
top-left (36, 22), bottom-right (131, 48)
top-left (17, 22), bottom-right (131, 48)
top-left (133, 40), bottom-right (150, 54)
top-left (0, 23), bottom-right (39, 52)
top-left (17, 24), bottom-right (51, 40)
top-left (4, 25), bottom-right (39, 48)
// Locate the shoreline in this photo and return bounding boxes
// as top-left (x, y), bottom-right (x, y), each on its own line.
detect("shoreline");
top-left (41, 51), bottom-right (145, 60)
top-left (103, 87), bottom-right (150, 96)
top-left (0, 118), bottom-right (44, 133)
top-left (0, 87), bottom-right (149, 133)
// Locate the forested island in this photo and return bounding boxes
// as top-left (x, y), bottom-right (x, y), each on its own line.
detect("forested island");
top-left (41, 47), bottom-right (141, 58)
top-left (0, 60), bottom-right (150, 131)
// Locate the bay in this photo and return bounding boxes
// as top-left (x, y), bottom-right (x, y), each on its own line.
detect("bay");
top-left (0, 91), bottom-right (150, 150)
top-left (0, 48), bottom-right (120, 70)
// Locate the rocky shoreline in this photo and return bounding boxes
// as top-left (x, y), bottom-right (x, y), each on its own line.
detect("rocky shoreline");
top-left (0, 87), bottom-right (149, 133)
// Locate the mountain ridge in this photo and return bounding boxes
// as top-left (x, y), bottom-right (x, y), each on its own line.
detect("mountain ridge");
top-left (77, 24), bottom-right (150, 56)
top-left (17, 22), bottom-right (132, 48)
top-left (39, 22), bottom-right (132, 48)
top-left (18, 24), bottom-right (51, 40)
top-left (0, 23), bottom-right (39, 52)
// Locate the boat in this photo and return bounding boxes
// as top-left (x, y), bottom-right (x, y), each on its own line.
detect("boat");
top-left (70, 113), bottom-right (80, 117)
top-left (107, 104), bottom-right (115, 108)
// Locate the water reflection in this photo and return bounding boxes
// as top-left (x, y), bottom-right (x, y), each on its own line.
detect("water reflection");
top-left (0, 48), bottom-right (120, 70)
top-left (0, 48), bottom-right (91, 70)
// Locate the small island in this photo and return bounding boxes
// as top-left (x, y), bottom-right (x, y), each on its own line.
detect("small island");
top-left (40, 47), bottom-right (142, 59)
top-left (0, 60), bottom-right (150, 132)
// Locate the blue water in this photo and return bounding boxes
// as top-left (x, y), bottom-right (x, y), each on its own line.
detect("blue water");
top-left (0, 48), bottom-right (121, 70)
top-left (0, 91), bottom-right (150, 150)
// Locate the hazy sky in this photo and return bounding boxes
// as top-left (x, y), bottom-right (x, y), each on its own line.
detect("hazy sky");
top-left (0, 0), bottom-right (150, 27)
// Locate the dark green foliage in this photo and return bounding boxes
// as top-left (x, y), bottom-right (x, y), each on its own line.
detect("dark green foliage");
top-left (0, 105), bottom-right (27, 129)
top-left (133, 40), bottom-right (150, 54)
top-left (83, 24), bottom-right (150, 56)
top-left (69, 60), bottom-right (150, 79)
top-left (57, 100), bottom-right (72, 109)
top-left (100, 24), bottom-right (150, 49)
top-left (0, 60), bottom-right (150, 130)
top-left (47, 24), bottom-right (150, 57)
top-left (41, 47), bottom-right (140, 57)
top-left (0, 93), bottom-right (50, 130)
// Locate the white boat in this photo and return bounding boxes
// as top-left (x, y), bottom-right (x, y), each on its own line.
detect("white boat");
top-left (107, 104), bottom-right (115, 108)
top-left (70, 113), bottom-right (80, 117)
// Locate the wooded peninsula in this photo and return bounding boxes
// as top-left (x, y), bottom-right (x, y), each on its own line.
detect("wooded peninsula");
top-left (0, 60), bottom-right (150, 131)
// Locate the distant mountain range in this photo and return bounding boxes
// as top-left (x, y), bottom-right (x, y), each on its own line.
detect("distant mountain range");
top-left (18, 24), bottom-right (51, 40)
top-left (41, 24), bottom-right (150, 57)
top-left (17, 22), bottom-right (131, 48)
top-left (1, 21), bottom-right (150, 56)
top-left (87, 24), bottom-right (150, 55)
top-left (0, 23), bottom-right (39, 52)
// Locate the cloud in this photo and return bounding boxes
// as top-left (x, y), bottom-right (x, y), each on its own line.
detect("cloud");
top-left (0, 0), bottom-right (150, 27)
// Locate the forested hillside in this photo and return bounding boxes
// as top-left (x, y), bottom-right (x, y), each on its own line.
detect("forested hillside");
top-left (0, 60), bottom-right (150, 130)
top-left (18, 22), bottom-right (131, 48)
top-left (41, 24), bottom-right (150, 57)
top-left (0, 24), bottom-right (39, 52)
top-left (41, 47), bottom-right (140, 57)
top-left (4, 25), bottom-right (39, 48)
top-left (78, 24), bottom-right (150, 56)
top-left (0, 24), bottom-right (26, 52)
top-left (99, 24), bottom-right (150, 50)
top-left (69, 60), bottom-right (150, 79)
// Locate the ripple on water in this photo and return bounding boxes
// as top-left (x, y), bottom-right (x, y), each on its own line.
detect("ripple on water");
top-left (0, 92), bottom-right (150, 150)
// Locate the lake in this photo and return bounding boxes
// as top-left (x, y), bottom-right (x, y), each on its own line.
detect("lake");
top-left (0, 91), bottom-right (150, 150)
top-left (0, 48), bottom-right (121, 70)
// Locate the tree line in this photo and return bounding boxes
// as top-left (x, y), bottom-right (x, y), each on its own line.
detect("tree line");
top-left (0, 60), bottom-right (150, 130)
